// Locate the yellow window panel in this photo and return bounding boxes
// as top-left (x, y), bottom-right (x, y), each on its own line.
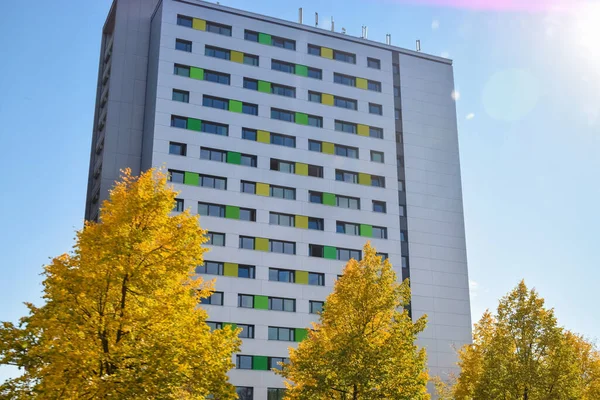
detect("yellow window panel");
top-left (322, 142), bottom-right (335, 154)
top-left (321, 93), bottom-right (334, 106)
top-left (357, 124), bottom-right (369, 136)
top-left (256, 182), bottom-right (270, 196)
top-left (192, 18), bottom-right (206, 31)
top-left (321, 47), bottom-right (333, 59)
top-left (295, 215), bottom-right (308, 229)
top-left (224, 263), bottom-right (238, 277)
top-left (356, 77), bottom-right (368, 89)
top-left (257, 130), bottom-right (270, 143)
top-left (359, 173), bottom-right (371, 186)
top-left (230, 50), bottom-right (244, 63)
top-left (295, 163), bottom-right (308, 176)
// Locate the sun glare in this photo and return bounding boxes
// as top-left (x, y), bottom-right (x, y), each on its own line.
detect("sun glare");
top-left (571, 2), bottom-right (600, 66)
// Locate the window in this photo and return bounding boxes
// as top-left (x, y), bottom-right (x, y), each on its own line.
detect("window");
top-left (269, 268), bottom-right (295, 283)
top-left (177, 14), bottom-right (193, 27)
top-left (242, 103), bottom-right (258, 116)
top-left (377, 253), bottom-right (388, 261)
top-left (308, 115), bottom-right (323, 127)
top-left (333, 50), bottom-right (355, 63)
top-left (269, 357), bottom-right (288, 371)
top-left (373, 226), bottom-right (388, 239)
top-left (269, 297), bottom-right (295, 312)
top-left (200, 175), bottom-right (227, 190)
top-left (334, 73), bottom-right (355, 86)
top-left (206, 21), bottom-right (231, 36)
top-left (270, 240), bottom-right (295, 254)
top-left (368, 80), bottom-right (382, 92)
top-left (244, 30), bottom-right (258, 41)
top-left (308, 91), bottom-right (321, 103)
top-left (393, 63), bottom-right (400, 74)
top-left (271, 108), bottom-right (294, 122)
top-left (308, 67), bottom-right (322, 79)
top-left (373, 201), bottom-right (386, 213)
top-left (204, 70), bottom-right (230, 85)
top-left (270, 159), bottom-right (295, 174)
top-left (337, 221), bottom-right (359, 235)
top-left (334, 96), bottom-right (357, 110)
top-left (175, 39), bottom-right (192, 52)
top-left (200, 148), bottom-right (226, 162)
top-left (308, 218), bottom-right (324, 230)
top-left (399, 205), bottom-right (406, 216)
top-left (395, 108), bottom-right (401, 120)
top-left (270, 185), bottom-right (295, 199)
top-left (172, 89), bottom-right (189, 103)
top-left (367, 57), bottom-right (381, 69)
top-left (271, 83), bottom-right (295, 98)
top-left (335, 144), bottom-right (358, 159)
top-left (174, 199), bottom-right (184, 212)
top-left (239, 236), bottom-right (255, 249)
top-left (169, 142), bottom-right (186, 156)
top-left (401, 230), bottom-right (408, 242)
top-left (398, 180), bottom-right (405, 191)
top-left (308, 140), bottom-right (322, 152)
top-left (335, 120), bottom-right (357, 134)
top-left (242, 128), bottom-right (257, 141)
top-left (206, 321), bottom-right (222, 331)
top-left (238, 265), bottom-right (256, 279)
top-left (238, 294), bottom-right (254, 308)
top-left (174, 64), bottom-right (190, 77)
top-left (269, 327), bottom-right (295, 341)
top-left (168, 169), bottom-right (184, 183)
top-left (308, 165), bottom-right (324, 178)
top-left (394, 86), bottom-right (401, 97)
top-left (200, 291), bottom-right (223, 305)
top-left (205, 45), bottom-right (230, 60)
top-left (202, 121), bottom-right (229, 136)
top-left (371, 175), bottom-right (386, 187)
top-left (270, 132), bottom-right (296, 147)
top-left (240, 154), bottom-right (257, 167)
top-left (236, 387), bottom-right (253, 400)
top-left (396, 132), bottom-right (403, 143)
top-left (335, 170), bottom-right (358, 184)
top-left (371, 151), bottom-right (384, 163)
top-left (337, 195), bottom-right (360, 210)
top-left (198, 202), bottom-right (225, 217)
top-left (309, 301), bottom-right (324, 314)
top-left (402, 256), bottom-right (408, 269)
top-left (244, 54), bottom-right (259, 66)
top-left (307, 44), bottom-right (320, 55)
top-left (196, 261), bottom-right (224, 275)
top-left (243, 78), bottom-right (258, 90)
top-left (271, 59), bottom-right (295, 73)
top-left (238, 324), bottom-right (255, 338)
top-left (337, 248), bottom-right (361, 261)
top-left (269, 212), bottom-right (294, 227)
top-left (268, 388), bottom-right (287, 400)
top-left (236, 355), bottom-right (253, 369)
top-left (240, 181), bottom-right (256, 194)
top-left (272, 36), bottom-right (296, 50)
top-left (206, 232), bottom-right (225, 246)
top-left (203, 95), bottom-right (228, 110)
top-left (171, 115), bottom-right (187, 129)
top-left (309, 191), bottom-right (322, 203)
top-left (309, 244), bottom-right (324, 258)
top-left (370, 127), bottom-right (384, 139)
top-left (309, 272), bottom-right (325, 286)
top-left (369, 103), bottom-right (383, 115)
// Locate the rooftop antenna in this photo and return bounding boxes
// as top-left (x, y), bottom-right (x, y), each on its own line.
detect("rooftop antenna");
top-left (361, 25), bottom-right (365, 38)
top-left (386, 34), bottom-right (391, 45)
top-left (365, 26), bottom-right (368, 39)
top-left (298, 8), bottom-right (303, 24)
top-left (416, 39), bottom-right (421, 52)
top-left (315, 12), bottom-right (318, 27)
top-left (331, 16), bottom-right (334, 32)
top-left (342, 27), bottom-right (346, 34)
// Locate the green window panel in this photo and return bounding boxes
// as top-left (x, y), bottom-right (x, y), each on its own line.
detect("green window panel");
top-left (224, 262), bottom-right (238, 276)
top-left (295, 271), bottom-right (308, 284)
top-left (295, 112), bottom-right (308, 125)
top-left (323, 193), bottom-right (336, 206)
top-left (258, 32), bottom-right (272, 45)
top-left (358, 173), bottom-right (371, 186)
top-left (184, 171), bottom-right (199, 186)
top-left (295, 162), bottom-right (308, 176)
top-left (188, 118), bottom-right (201, 132)
top-left (360, 224), bottom-right (373, 237)
top-left (295, 328), bottom-right (308, 342)
top-left (223, 322), bottom-right (237, 329)
top-left (225, 205), bottom-right (240, 219)
top-left (254, 295), bottom-right (269, 310)
top-left (322, 142), bottom-right (335, 154)
top-left (255, 237), bottom-right (269, 252)
top-left (295, 215), bottom-right (308, 229)
top-left (229, 99), bottom-right (243, 113)
top-left (258, 80), bottom-right (271, 93)
top-left (253, 355), bottom-right (269, 370)
top-left (295, 64), bottom-right (308, 77)
top-left (324, 246), bottom-right (337, 260)
top-left (190, 67), bottom-right (204, 80)
top-left (227, 151), bottom-right (241, 165)
top-left (257, 130), bottom-right (270, 143)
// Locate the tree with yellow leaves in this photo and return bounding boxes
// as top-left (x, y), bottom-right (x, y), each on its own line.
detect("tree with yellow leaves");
top-left (0, 169), bottom-right (241, 399)
top-left (436, 280), bottom-right (600, 400)
top-left (277, 243), bottom-right (430, 400)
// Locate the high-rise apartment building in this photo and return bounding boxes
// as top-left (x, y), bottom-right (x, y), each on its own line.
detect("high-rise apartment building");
top-left (86, 0), bottom-right (471, 397)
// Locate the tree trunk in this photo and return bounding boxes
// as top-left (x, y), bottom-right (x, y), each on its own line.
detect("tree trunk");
top-left (524, 386), bottom-right (528, 400)
top-left (353, 384), bottom-right (358, 400)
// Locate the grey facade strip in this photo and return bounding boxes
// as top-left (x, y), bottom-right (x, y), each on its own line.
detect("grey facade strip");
top-left (174, 0), bottom-right (453, 65)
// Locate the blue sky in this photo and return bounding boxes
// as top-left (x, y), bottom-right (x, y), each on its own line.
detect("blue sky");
top-left (1, 0), bottom-right (599, 381)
